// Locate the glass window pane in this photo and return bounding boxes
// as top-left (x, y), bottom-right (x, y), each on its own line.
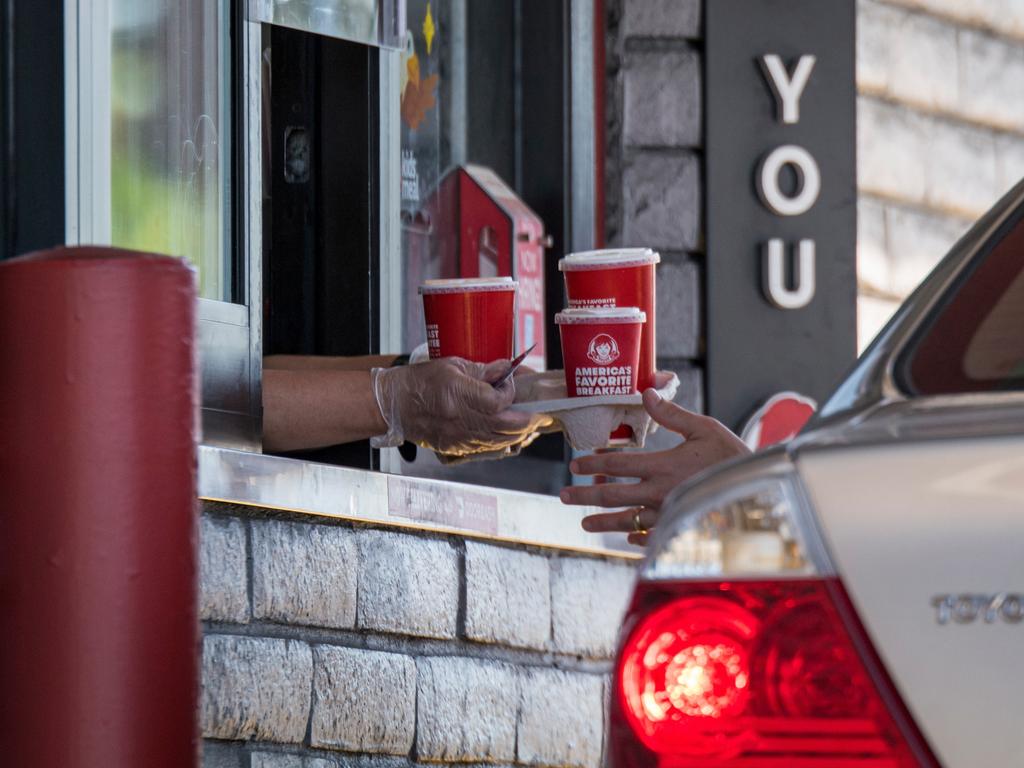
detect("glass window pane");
top-left (963, 268), bottom-right (1024, 381)
top-left (110, 0), bottom-right (231, 301)
top-left (898, 211), bottom-right (1024, 395)
top-left (249, 0), bottom-right (404, 50)
top-left (399, 0), bottom-right (519, 350)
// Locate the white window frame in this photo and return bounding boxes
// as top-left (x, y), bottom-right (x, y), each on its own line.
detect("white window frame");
top-left (64, 0), bottom-right (265, 451)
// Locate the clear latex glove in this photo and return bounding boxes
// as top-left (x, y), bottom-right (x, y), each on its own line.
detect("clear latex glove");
top-left (408, 342), bottom-right (430, 364)
top-left (370, 357), bottom-right (552, 456)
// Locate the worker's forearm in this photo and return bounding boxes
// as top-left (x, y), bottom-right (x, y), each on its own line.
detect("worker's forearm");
top-left (263, 354), bottom-right (398, 371)
top-left (262, 368), bottom-right (388, 452)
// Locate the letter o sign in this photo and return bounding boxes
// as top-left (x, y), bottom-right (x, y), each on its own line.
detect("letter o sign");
top-left (757, 144), bottom-right (820, 216)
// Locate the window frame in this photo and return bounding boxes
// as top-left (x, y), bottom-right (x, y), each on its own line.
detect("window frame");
top-left (65, 0), bottom-right (263, 450)
top-left (61, 0), bottom-right (601, 480)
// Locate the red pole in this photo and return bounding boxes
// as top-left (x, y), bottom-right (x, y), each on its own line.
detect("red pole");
top-left (0, 247), bottom-right (199, 767)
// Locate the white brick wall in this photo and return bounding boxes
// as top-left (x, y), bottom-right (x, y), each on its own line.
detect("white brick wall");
top-left (250, 754), bottom-right (339, 768)
top-left (857, 0), bottom-right (1024, 348)
top-left (858, 1), bottom-right (959, 112)
top-left (202, 743), bottom-right (243, 768)
top-left (857, 96), bottom-right (1002, 219)
top-left (857, 97), bottom-right (929, 204)
top-left (926, 119), bottom-right (1000, 216)
top-left (310, 646), bottom-right (416, 755)
top-left (858, 0), bottom-right (1024, 132)
top-left (855, 195), bottom-right (970, 345)
top-left (884, 0), bottom-right (1024, 40)
top-left (884, 205), bottom-right (969, 294)
top-left (517, 669), bottom-right (605, 768)
top-left (200, 516), bottom-right (249, 624)
top-left (199, 510), bottom-right (636, 766)
top-left (550, 556), bottom-right (635, 659)
top-left (415, 657), bottom-right (519, 762)
top-left (959, 28), bottom-right (1024, 130)
top-left (463, 541), bottom-right (551, 650)
top-left (250, 755), bottom-right (303, 768)
top-left (252, 520), bottom-right (358, 629)
top-left (995, 133), bottom-right (1024, 192)
top-left (857, 197), bottom-right (889, 295)
top-left (355, 529), bottom-right (459, 640)
top-left (201, 635), bottom-right (312, 744)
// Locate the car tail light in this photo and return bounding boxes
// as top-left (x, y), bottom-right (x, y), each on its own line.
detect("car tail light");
top-left (609, 452), bottom-right (940, 767)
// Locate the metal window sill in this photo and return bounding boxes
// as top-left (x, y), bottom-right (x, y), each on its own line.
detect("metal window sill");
top-left (198, 445), bottom-right (640, 558)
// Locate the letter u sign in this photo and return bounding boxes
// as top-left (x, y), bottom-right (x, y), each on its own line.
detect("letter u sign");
top-left (764, 239), bottom-right (815, 309)
top-left (758, 54), bottom-right (818, 310)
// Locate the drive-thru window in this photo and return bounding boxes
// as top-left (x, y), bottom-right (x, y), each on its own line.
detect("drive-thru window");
top-left (59, 0), bottom-right (607, 498)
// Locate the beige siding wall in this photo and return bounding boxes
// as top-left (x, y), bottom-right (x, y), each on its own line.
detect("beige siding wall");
top-left (857, 0), bottom-right (1024, 348)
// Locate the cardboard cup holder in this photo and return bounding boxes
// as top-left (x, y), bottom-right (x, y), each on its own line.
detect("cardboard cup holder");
top-left (510, 370), bottom-right (680, 450)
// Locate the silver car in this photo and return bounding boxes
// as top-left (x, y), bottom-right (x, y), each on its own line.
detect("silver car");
top-left (607, 181), bottom-right (1024, 766)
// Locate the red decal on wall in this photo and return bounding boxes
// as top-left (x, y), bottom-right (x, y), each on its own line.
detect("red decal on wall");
top-left (741, 391), bottom-right (818, 450)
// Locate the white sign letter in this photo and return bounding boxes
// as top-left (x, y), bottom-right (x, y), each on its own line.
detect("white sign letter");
top-left (760, 54), bottom-right (816, 124)
top-left (757, 145), bottom-right (820, 216)
top-left (763, 239), bottom-right (816, 310)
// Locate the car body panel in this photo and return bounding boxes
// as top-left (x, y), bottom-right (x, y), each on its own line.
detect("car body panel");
top-left (614, 179), bottom-right (1024, 766)
top-left (798, 437), bottom-right (1024, 768)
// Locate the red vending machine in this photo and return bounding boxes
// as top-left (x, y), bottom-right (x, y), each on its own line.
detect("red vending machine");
top-left (439, 165), bottom-right (547, 371)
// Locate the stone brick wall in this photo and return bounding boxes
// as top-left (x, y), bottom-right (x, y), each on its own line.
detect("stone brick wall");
top-left (857, 0), bottom-right (1024, 346)
top-left (199, 504), bottom-right (637, 767)
top-left (605, 0), bottom-right (704, 434)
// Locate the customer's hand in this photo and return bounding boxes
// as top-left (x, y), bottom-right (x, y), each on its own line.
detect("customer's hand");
top-left (560, 388), bottom-right (750, 545)
top-left (371, 357), bottom-right (550, 456)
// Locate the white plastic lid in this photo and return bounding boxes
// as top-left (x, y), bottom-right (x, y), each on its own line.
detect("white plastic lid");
top-left (418, 277), bottom-right (518, 294)
top-left (558, 248), bottom-right (660, 271)
top-left (555, 307), bottom-right (647, 325)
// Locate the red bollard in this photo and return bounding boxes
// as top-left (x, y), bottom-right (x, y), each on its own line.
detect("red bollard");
top-left (0, 247), bottom-right (199, 767)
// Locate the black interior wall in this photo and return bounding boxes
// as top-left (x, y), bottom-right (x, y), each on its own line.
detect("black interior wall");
top-left (0, 0), bottom-right (64, 260)
top-left (519, 0), bottom-right (568, 372)
top-left (265, 25), bottom-right (380, 359)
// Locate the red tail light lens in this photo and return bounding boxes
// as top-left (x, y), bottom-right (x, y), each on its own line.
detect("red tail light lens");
top-left (612, 579), bottom-right (940, 767)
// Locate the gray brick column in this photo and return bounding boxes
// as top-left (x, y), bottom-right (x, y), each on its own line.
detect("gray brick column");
top-left (606, 0), bottom-right (705, 425)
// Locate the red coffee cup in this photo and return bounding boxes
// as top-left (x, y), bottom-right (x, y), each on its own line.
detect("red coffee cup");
top-left (419, 277), bottom-right (517, 362)
top-left (559, 248), bottom-right (660, 391)
top-left (555, 307), bottom-right (646, 397)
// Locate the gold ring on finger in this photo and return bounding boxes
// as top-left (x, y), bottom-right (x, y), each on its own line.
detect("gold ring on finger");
top-left (632, 510), bottom-right (648, 535)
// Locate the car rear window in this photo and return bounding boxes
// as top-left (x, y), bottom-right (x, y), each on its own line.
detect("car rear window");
top-left (896, 208), bottom-right (1024, 396)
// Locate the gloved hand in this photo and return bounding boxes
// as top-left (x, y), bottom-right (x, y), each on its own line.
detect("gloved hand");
top-left (370, 357), bottom-right (551, 456)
